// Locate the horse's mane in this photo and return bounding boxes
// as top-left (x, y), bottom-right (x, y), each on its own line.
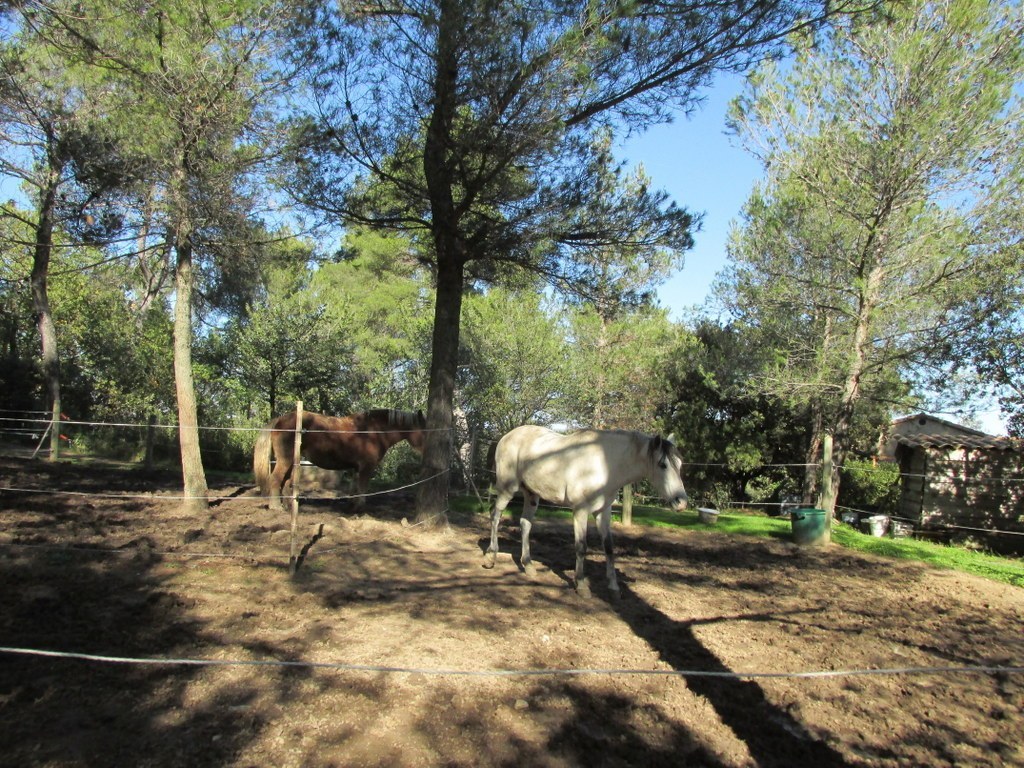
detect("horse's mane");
top-left (362, 408), bottom-right (423, 429)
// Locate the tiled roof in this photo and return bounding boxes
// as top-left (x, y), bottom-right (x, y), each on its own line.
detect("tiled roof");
top-left (891, 413), bottom-right (988, 437)
top-left (894, 433), bottom-right (1023, 452)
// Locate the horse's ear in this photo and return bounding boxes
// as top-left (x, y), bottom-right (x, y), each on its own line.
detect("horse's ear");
top-left (666, 433), bottom-right (677, 446)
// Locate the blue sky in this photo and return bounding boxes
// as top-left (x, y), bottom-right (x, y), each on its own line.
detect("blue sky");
top-left (615, 72), bottom-right (761, 320)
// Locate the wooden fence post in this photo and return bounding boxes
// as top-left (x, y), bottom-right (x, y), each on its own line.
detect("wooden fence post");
top-left (818, 433), bottom-right (835, 542)
top-left (289, 401), bottom-right (303, 576)
top-left (31, 420), bottom-right (52, 459)
top-left (49, 398), bottom-right (61, 461)
top-left (621, 484), bottom-right (633, 527)
top-left (145, 414), bottom-right (156, 471)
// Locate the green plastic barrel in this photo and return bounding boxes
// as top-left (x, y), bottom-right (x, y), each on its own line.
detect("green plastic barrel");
top-left (790, 508), bottom-right (828, 546)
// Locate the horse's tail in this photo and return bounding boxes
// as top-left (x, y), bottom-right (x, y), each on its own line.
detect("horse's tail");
top-left (253, 418), bottom-right (277, 494)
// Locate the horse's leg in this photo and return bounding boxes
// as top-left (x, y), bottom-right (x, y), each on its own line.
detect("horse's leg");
top-left (269, 456), bottom-right (290, 511)
top-left (483, 487), bottom-right (515, 569)
top-left (573, 507), bottom-right (591, 598)
top-left (598, 503), bottom-right (620, 597)
top-left (267, 431), bottom-right (295, 511)
top-left (520, 490), bottom-right (539, 578)
top-left (354, 465), bottom-right (371, 507)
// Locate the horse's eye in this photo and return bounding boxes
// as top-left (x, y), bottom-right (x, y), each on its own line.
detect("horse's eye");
top-left (659, 461), bottom-right (668, 469)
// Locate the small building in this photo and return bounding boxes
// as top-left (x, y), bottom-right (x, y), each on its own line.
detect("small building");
top-left (881, 413), bottom-right (989, 458)
top-left (887, 414), bottom-right (1024, 555)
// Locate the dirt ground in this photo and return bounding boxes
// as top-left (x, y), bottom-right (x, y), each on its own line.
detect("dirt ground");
top-left (1, 454), bottom-right (1022, 768)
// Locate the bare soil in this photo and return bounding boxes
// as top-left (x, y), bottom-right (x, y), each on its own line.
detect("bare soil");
top-left (1, 454), bottom-right (1022, 768)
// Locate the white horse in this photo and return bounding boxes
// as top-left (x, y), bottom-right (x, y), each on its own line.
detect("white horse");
top-left (483, 425), bottom-right (688, 598)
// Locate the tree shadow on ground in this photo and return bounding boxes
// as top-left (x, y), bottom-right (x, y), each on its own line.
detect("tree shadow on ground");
top-left (1, 454), bottom-right (316, 766)
top-left (0, 542), bottom-right (254, 766)
top-left (521, 680), bottom-right (728, 767)
top-left (612, 580), bottom-right (852, 768)
top-left (471, 511), bottom-right (850, 765)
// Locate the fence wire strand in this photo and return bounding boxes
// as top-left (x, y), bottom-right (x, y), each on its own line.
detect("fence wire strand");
top-left (1, 646), bottom-right (1021, 681)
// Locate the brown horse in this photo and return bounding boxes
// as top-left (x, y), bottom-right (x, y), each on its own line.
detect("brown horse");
top-left (253, 408), bottom-right (426, 509)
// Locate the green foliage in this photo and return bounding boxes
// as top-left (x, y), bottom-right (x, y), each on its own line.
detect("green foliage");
top-left (460, 288), bottom-right (571, 437)
top-left (957, 299), bottom-right (1024, 436)
top-left (312, 233), bottom-right (433, 409)
top-left (194, 229), bottom-right (433, 443)
top-left (565, 302), bottom-right (679, 431)
top-left (374, 441), bottom-right (424, 485)
top-left (663, 321), bottom-right (809, 508)
top-left (457, 287), bottom-right (684, 450)
top-left (837, 459), bottom-right (900, 515)
top-left (722, 0), bottom-right (1024, 478)
top-left (0, 215), bottom-right (176, 425)
top-left (52, 262), bottom-right (175, 419)
top-left (0, 214), bottom-right (41, 414)
top-left (225, 264), bottom-right (357, 417)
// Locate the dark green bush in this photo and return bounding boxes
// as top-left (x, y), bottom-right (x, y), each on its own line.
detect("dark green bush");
top-left (838, 459), bottom-right (900, 515)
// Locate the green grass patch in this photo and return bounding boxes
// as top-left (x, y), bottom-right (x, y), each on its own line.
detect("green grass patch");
top-left (455, 495), bottom-right (1024, 589)
top-left (828, 522), bottom-right (1024, 588)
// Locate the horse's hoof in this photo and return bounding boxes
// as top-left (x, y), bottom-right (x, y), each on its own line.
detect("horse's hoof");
top-left (575, 581), bottom-right (592, 599)
top-left (523, 562), bottom-right (538, 579)
top-left (482, 554), bottom-right (496, 570)
top-left (608, 587), bottom-right (622, 602)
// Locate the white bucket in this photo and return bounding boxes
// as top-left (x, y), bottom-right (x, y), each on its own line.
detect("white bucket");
top-left (891, 520), bottom-right (914, 538)
top-left (697, 507), bottom-right (720, 524)
top-left (863, 514), bottom-right (889, 537)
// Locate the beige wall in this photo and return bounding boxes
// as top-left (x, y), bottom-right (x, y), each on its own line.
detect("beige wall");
top-left (898, 444), bottom-right (1024, 554)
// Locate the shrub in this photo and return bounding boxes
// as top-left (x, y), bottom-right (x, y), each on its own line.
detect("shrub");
top-left (839, 459), bottom-right (900, 515)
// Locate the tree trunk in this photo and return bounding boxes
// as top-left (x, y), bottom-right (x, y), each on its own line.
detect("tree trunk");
top-left (30, 161), bottom-right (61, 461)
top-left (415, 0), bottom-right (462, 526)
top-left (801, 403), bottom-right (824, 505)
top-left (269, 372), bottom-right (277, 418)
top-left (594, 314), bottom-right (610, 427)
top-left (415, 254), bottom-right (462, 525)
top-left (818, 433), bottom-right (836, 525)
top-left (828, 386), bottom-right (857, 515)
top-left (826, 264), bottom-right (884, 514)
top-left (172, 232), bottom-right (209, 513)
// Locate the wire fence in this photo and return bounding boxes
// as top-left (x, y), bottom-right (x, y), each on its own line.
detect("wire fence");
top-left (0, 468), bottom-right (451, 505)
top-left (0, 414), bottom-right (454, 435)
top-left (4, 412), bottom-right (1024, 544)
top-left (2, 414), bottom-right (1022, 684)
top-left (1, 645), bottom-right (1021, 682)
top-left (539, 488), bottom-right (1024, 541)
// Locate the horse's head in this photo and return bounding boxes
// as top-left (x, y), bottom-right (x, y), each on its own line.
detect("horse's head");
top-left (405, 409), bottom-right (427, 453)
top-left (649, 434), bottom-right (688, 512)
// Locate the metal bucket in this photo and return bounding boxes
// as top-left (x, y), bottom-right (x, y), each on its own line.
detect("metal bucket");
top-left (863, 515), bottom-right (889, 537)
